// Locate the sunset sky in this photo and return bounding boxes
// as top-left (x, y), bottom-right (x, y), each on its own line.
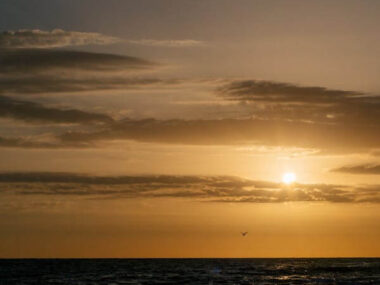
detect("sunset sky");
top-left (0, 0), bottom-right (379, 258)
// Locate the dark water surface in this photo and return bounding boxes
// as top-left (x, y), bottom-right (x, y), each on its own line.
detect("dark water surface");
top-left (0, 258), bottom-right (379, 284)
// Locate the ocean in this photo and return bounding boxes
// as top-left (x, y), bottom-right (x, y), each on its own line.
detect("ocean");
top-left (0, 258), bottom-right (379, 284)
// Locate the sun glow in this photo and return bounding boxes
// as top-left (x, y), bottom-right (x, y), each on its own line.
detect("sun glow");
top-left (282, 172), bottom-right (296, 184)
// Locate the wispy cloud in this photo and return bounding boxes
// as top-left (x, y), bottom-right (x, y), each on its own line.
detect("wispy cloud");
top-left (0, 29), bottom-right (205, 49)
top-left (0, 172), bottom-right (379, 203)
top-left (0, 29), bottom-right (120, 49)
top-left (331, 164), bottom-right (380, 175)
top-left (0, 136), bottom-right (90, 149)
top-left (127, 39), bottom-right (205, 47)
top-left (0, 95), bottom-right (113, 124)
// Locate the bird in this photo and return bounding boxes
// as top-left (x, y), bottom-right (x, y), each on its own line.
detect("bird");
top-left (241, 232), bottom-right (248, 236)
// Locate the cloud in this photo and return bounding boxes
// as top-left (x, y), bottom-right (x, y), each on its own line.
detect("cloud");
top-left (0, 95), bottom-right (113, 124)
top-left (0, 43), bottom-right (377, 156)
top-left (217, 80), bottom-right (380, 127)
top-left (58, 117), bottom-right (379, 154)
top-left (218, 80), bottom-right (361, 103)
top-left (331, 164), bottom-right (380, 175)
top-left (2, 114), bottom-right (376, 153)
top-left (127, 39), bottom-right (205, 47)
top-left (0, 29), bottom-right (120, 49)
top-left (0, 49), bottom-right (154, 75)
top-left (0, 135), bottom-right (92, 149)
top-left (0, 29), bottom-right (204, 49)
top-left (0, 172), bottom-right (379, 203)
top-left (0, 76), bottom-right (178, 95)
top-left (0, 136), bottom-right (54, 148)
top-left (0, 48), bottom-right (162, 96)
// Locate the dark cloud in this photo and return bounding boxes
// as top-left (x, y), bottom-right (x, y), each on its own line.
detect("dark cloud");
top-left (218, 80), bottom-right (361, 104)
top-left (0, 76), bottom-right (175, 95)
top-left (0, 172), bottom-right (208, 184)
top-left (0, 79), bottom-right (377, 154)
top-left (0, 49), bottom-right (154, 75)
top-left (332, 164), bottom-right (380, 175)
top-left (0, 172), bottom-right (378, 203)
top-left (0, 95), bottom-right (113, 124)
top-left (0, 136), bottom-right (91, 149)
top-left (0, 48), bottom-right (165, 95)
top-left (58, 117), bottom-right (379, 154)
top-left (0, 136), bottom-right (56, 148)
top-left (217, 80), bottom-right (380, 127)
top-left (0, 42), bottom-right (377, 157)
top-left (0, 29), bottom-right (120, 49)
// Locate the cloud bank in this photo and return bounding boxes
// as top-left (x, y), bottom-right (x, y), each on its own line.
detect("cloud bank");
top-left (0, 28), bottom-right (378, 157)
top-left (58, 117), bottom-right (379, 154)
top-left (0, 172), bottom-right (379, 203)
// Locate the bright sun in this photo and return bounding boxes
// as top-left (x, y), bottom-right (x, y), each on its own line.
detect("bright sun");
top-left (282, 172), bottom-right (296, 184)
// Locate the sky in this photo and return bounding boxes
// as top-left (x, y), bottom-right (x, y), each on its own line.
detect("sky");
top-left (0, 0), bottom-right (379, 258)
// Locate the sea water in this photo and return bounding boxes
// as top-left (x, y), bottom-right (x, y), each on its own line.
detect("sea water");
top-left (0, 258), bottom-right (379, 284)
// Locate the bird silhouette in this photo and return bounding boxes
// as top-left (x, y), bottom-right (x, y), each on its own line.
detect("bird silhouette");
top-left (241, 232), bottom-right (248, 236)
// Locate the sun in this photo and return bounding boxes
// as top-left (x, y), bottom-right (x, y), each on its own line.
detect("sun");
top-left (282, 172), bottom-right (296, 184)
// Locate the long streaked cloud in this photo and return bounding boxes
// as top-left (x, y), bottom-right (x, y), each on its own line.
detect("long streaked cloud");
top-left (0, 136), bottom-right (55, 148)
top-left (217, 80), bottom-right (380, 127)
top-left (0, 46), bottom-right (163, 97)
top-left (0, 172), bottom-right (379, 203)
top-left (0, 76), bottom-right (170, 95)
top-left (0, 136), bottom-right (90, 149)
top-left (58, 117), bottom-right (378, 154)
top-left (217, 80), bottom-right (361, 104)
top-left (0, 49), bottom-right (154, 75)
top-left (0, 95), bottom-right (113, 124)
top-left (2, 116), bottom-right (376, 153)
top-left (332, 164), bottom-right (380, 175)
top-left (0, 47), bottom-right (161, 99)
top-left (0, 29), bottom-right (120, 49)
top-left (127, 39), bottom-right (205, 47)
top-left (0, 29), bottom-right (205, 50)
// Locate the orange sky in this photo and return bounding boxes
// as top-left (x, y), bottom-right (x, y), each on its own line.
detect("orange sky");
top-left (0, 0), bottom-right (379, 257)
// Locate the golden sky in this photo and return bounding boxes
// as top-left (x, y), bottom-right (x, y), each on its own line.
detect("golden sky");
top-left (0, 0), bottom-right (379, 257)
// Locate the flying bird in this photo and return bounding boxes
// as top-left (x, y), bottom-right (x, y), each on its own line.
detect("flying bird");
top-left (241, 232), bottom-right (248, 236)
